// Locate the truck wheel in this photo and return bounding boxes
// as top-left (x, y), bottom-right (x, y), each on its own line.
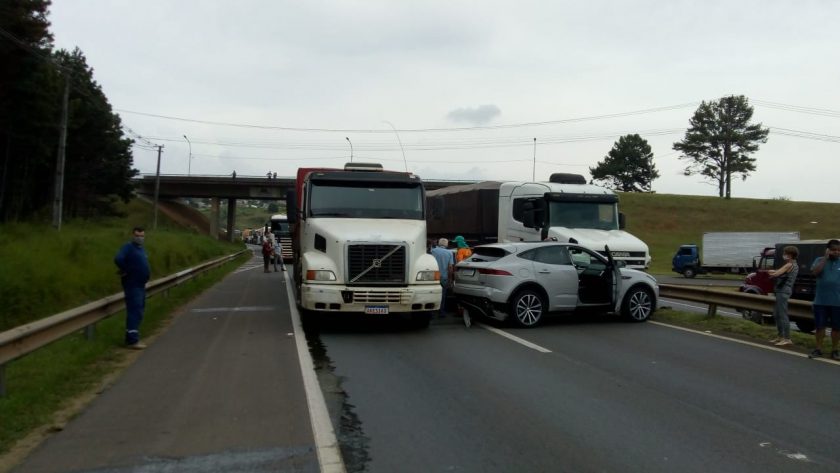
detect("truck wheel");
top-left (682, 267), bottom-right (696, 279)
top-left (509, 289), bottom-right (545, 328)
top-left (795, 320), bottom-right (815, 333)
top-left (622, 286), bottom-right (653, 322)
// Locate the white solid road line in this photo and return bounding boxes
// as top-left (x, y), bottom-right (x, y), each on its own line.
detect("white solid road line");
top-left (283, 272), bottom-right (347, 473)
top-left (649, 321), bottom-right (840, 366)
top-left (478, 323), bottom-right (553, 353)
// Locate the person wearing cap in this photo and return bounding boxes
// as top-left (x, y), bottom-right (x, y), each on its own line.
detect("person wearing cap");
top-left (431, 238), bottom-right (455, 317)
top-left (453, 235), bottom-right (472, 263)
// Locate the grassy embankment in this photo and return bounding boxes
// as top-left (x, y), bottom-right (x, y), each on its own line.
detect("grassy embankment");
top-left (0, 199), bottom-right (248, 457)
top-left (618, 192), bottom-right (840, 275)
top-left (619, 192), bottom-right (840, 354)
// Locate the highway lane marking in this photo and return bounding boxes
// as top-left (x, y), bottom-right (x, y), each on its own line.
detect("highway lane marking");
top-left (477, 323), bottom-right (552, 353)
top-left (649, 321), bottom-right (840, 366)
top-left (190, 306), bottom-right (276, 313)
top-left (234, 263), bottom-right (264, 274)
top-left (283, 271), bottom-right (347, 473)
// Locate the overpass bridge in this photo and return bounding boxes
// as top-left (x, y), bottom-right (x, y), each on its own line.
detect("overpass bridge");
top-left (134, 174), bottom-right (474, 240)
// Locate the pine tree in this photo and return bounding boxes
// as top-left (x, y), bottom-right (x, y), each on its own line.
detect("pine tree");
top-left (673, 95), bottom-right (769, 199)
top-left (590, 134), bottom-right (659, 192)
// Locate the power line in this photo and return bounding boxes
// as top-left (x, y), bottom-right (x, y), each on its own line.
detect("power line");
top-left (768, 126), bottom-right (840, 143)
top-left (754, 100), bottom-right (840, 118)
top-left (114, 102), bottom-right (699, 133)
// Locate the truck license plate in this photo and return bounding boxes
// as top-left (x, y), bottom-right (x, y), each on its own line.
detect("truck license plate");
top-left (365, 305), bottom-right (389, 315)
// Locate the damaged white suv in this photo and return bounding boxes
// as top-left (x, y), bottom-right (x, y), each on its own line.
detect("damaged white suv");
top-left (453, 242), bottom-right (658, 327)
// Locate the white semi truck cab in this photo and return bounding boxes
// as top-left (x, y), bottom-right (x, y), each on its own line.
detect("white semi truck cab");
top-left (426, 173), bottom-right (650, 270)
top-left (500, 174), bottom-right (650, 269)
top-left (288, 163), bottom-right (442, 326)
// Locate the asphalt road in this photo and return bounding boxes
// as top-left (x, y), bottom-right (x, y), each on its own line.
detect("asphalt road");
top-left (309, 312), bottom-right (840, 473)
top-left (12, 252), bottom-right (318, 473)
top-left (11, 258), bottom-right (838, 473)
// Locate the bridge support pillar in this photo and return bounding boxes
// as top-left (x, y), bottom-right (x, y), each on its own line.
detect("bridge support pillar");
top-left (210, 198), bottom-right (220, 239)
top-left (226, 198), bottom-right (236, 242)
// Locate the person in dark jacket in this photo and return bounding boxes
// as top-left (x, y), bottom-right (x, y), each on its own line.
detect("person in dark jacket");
top-left (114, 227), bottom-right (151, 349)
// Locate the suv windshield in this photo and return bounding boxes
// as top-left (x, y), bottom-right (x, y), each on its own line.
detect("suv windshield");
top-left (548, 201), bottom-right (618, 231)
top-left (309, 182), bottom-right (424, 219)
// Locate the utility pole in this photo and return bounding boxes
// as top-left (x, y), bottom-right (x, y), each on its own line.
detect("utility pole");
top-left (153, 145), bottom-right (163, 229)
top-left (52, 76), bottom-right (70, 230)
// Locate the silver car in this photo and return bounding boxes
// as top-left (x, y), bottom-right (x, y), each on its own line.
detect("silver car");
top-left (453, 242), bottom-right (658, 327)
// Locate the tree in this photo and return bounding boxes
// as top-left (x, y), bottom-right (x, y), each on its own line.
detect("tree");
top-left (673, 95), bottom-right (769, 199)
top-left (54, 48), bottom-right (136, 218)
top-left (0, 0), bottom-right (57, 220)
top-left (589, 134), bottom-right (659, 192)
top-left (0, 1), bottom-right (137, 221)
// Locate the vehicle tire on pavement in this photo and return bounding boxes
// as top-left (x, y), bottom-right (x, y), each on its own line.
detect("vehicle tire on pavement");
top-left (682, 267), bottom-right (696, 279)
top-left (509, 289), bottom-right (546, 328)
top-left (622, 285), bottom-right (654, 322)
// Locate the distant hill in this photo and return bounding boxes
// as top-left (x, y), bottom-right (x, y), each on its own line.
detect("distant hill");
top-left (617, 193), bottom-right (840, 274)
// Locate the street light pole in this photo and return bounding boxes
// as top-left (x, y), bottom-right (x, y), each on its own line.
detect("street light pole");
top-left (532, 137), bottom-right (537, 181)
top-left (183, 134), bottom-right (192, 175)
top-left (345, 137), bottom-right (353, 162)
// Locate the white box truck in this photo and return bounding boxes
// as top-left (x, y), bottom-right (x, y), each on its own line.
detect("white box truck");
top-left (672, 231), bottom-right (800, 278)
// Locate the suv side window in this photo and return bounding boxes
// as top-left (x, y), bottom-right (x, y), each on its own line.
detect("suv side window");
top-left (517, 248), bottom-right (538, 261)
top-left (534, 246), bottom-right (571, 265)
top-left (568, 246), bottom-right (607, 271)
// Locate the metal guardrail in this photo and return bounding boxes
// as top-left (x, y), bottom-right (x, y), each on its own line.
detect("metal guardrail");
top-left (658, 283), bottom-right (813, 319)
top-left (0, 249), bottom-right (250, 396)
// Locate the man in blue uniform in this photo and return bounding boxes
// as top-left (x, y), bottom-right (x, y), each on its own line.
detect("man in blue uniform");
top-left (431, 238), bottom-right (454, 318)
top-left (114, 227), bottom-right (151, 349)
top-left (808, 239), bottom-right (840, 360)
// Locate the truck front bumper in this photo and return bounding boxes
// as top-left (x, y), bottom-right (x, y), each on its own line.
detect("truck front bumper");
top-left (301, 284), bottom-right (442, 313)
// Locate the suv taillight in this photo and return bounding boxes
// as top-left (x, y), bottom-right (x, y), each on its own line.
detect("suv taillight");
top-left (478, 268), bottom-right (513, 276)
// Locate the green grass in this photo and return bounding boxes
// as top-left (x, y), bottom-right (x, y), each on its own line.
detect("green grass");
top-left (0, 253), bottom-right (250, 456)
top-left (652, 308), bottom-right (818, 351)
top-left (0, 199), bottom-right (243, 331)
top-left (618, 193), bottom-right (840, 274)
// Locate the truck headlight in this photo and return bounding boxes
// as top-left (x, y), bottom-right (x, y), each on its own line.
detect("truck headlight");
top-left (416, 270), bottom-right (440, 281)
top-left (306, 270), bottom-right (336, 281)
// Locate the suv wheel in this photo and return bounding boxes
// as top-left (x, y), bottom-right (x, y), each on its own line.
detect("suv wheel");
top-left (510, 289), bottom-right (546, 328)
top-left (622, 286), bottom-right (653, 322)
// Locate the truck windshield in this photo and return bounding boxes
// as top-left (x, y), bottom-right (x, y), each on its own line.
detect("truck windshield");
top-left (548, 201), bottom-right (618, 230)
top-left (270, 220), bottom-right (290, 236)
top-left (309, 182), bottom-right (424, 219)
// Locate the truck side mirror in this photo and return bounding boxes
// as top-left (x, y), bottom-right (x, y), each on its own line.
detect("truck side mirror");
top-left (286, 190), bottom-right (297, 223)
top-left (619, 212), bottom-right (626, 230)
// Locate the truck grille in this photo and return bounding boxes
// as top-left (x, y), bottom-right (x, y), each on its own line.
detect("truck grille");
top-left (347, 244), bottom-right (406, 285)
top-left (280, 237), bottom-right (293, 259)
top-left (352, 290), bottom-right (412, 304)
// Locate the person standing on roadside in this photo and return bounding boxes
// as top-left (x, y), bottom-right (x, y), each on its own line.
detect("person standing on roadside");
top-left (272, 236), bottom-right (285, 272)
top-left (114, 227), bottom-right (151, 350)
top-left (768, 245), bottom-right (799, 347)
top-left (262, 235), bottom-right (273, 273)
top-left (431, 238), bottom-right (454, 318)
top-left (808, 239), bottom-right (840, 360)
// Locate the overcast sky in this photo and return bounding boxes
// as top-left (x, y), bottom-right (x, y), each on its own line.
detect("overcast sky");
top-left (48, 1), bottom-right (839, 202)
